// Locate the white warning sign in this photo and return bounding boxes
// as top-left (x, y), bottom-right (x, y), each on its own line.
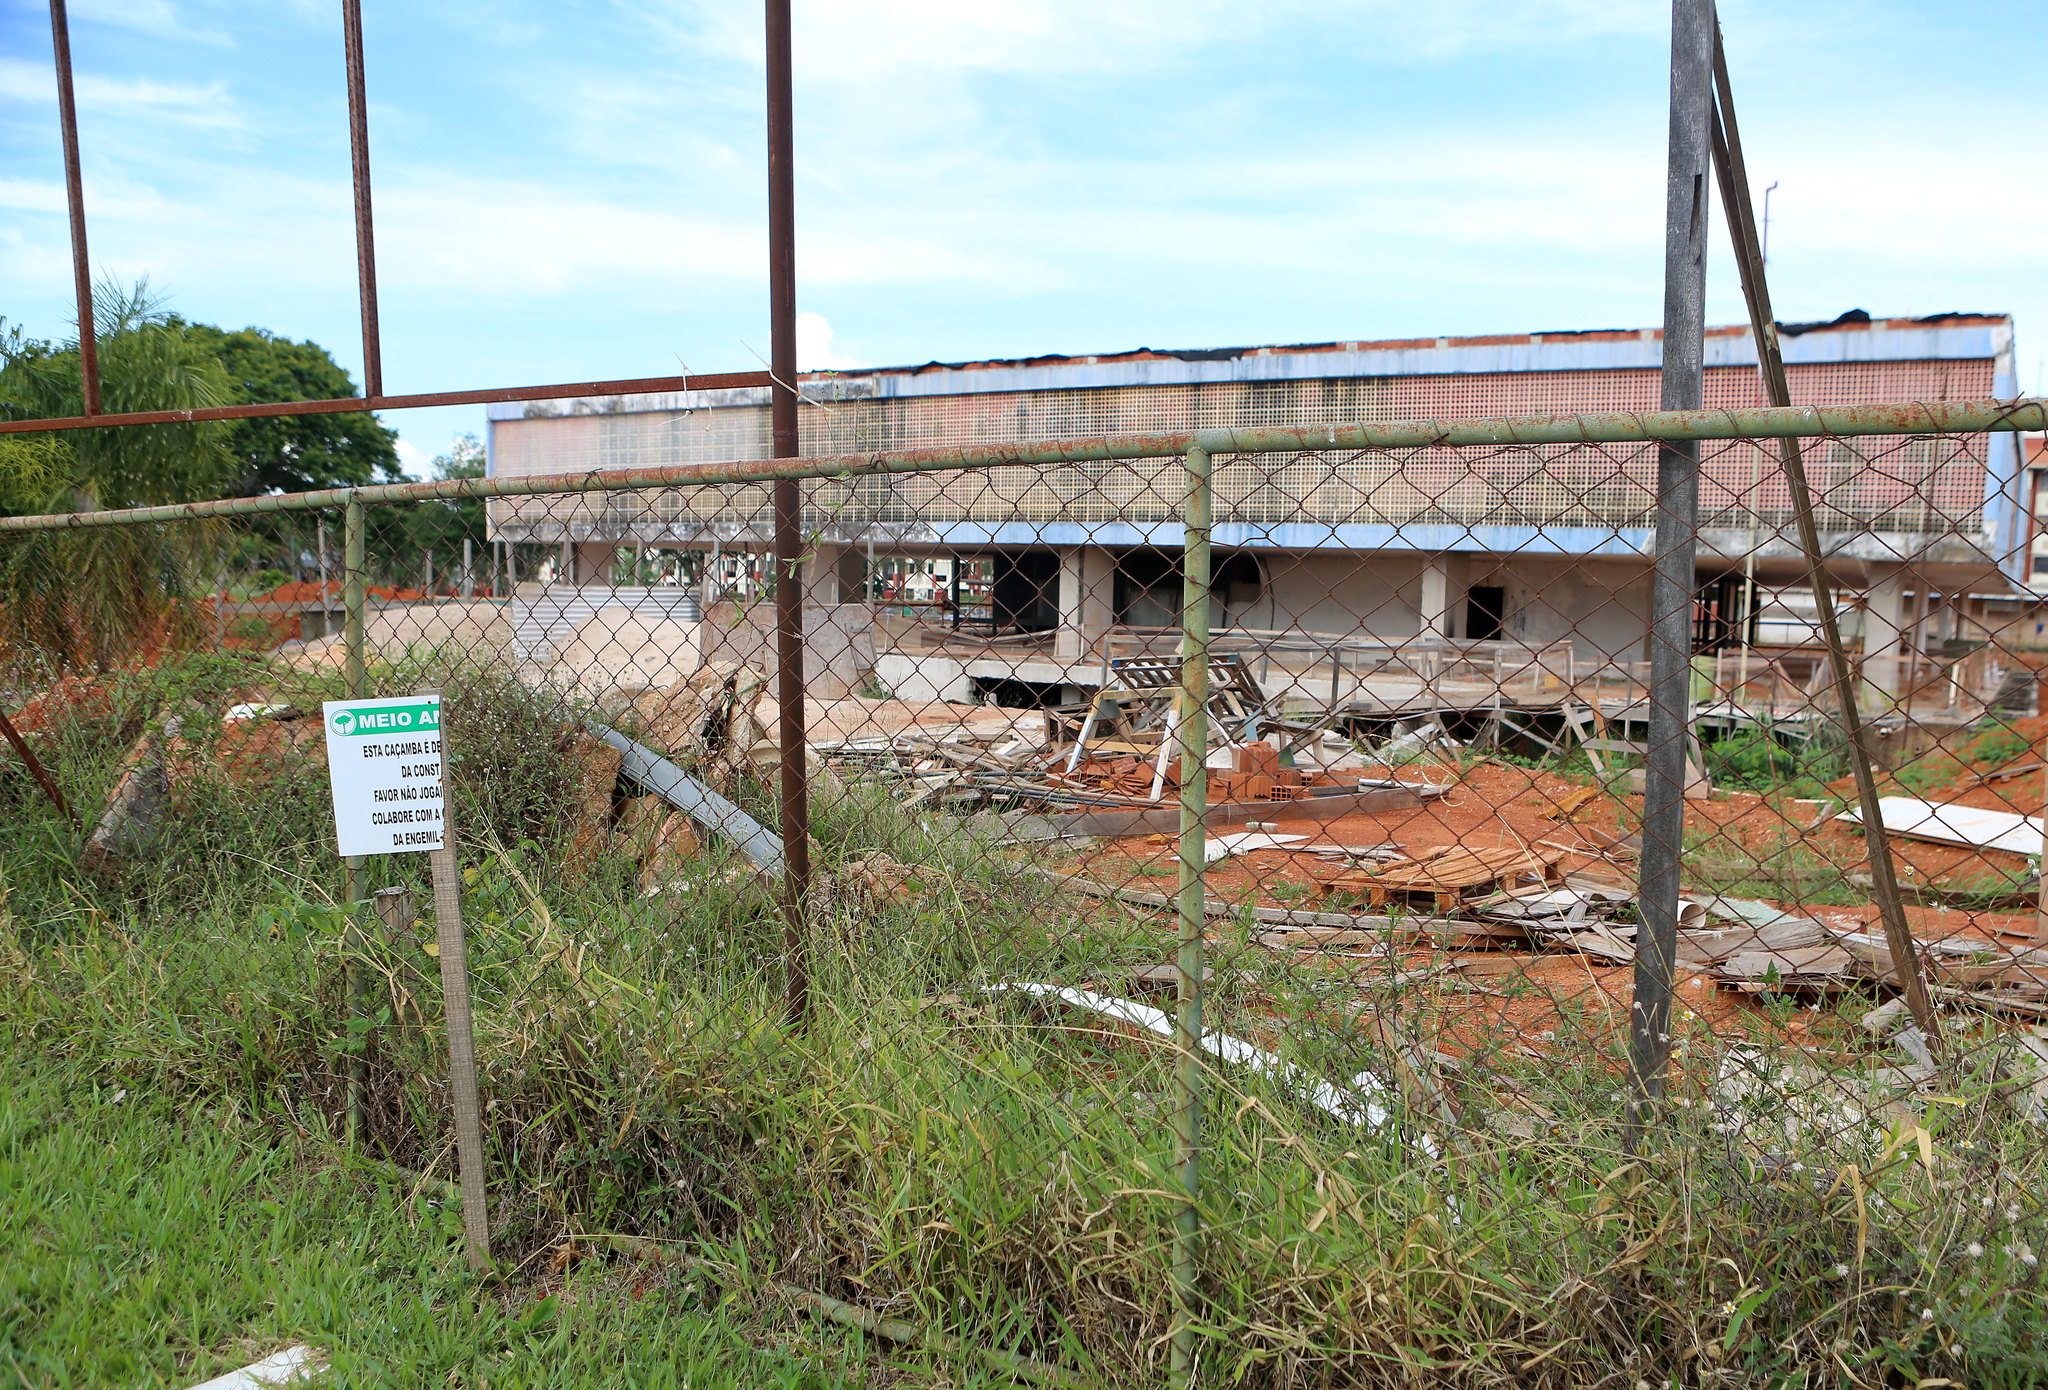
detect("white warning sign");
top-left (322, 695), bottom-right (445, 857)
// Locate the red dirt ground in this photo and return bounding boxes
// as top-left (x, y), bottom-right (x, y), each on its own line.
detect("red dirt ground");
top-left (1056, 753), bottom-right (2048, 1061)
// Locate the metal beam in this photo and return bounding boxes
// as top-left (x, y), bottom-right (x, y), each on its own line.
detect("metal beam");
top-left (47, 0), bottom-right (99, 416)
top-left (1707, 25), bottom-right (1941, 1046)
top-left (0, 369), bottom-right (775, 435)
top-left (1170, 444), bottom-right (1213, 1380)
top-left (766, 0), bottom-right (812, 1029)
top-left (341, 0), bottom-right (383, 400)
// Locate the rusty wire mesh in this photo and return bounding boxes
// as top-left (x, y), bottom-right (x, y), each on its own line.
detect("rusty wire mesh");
top-left (3, 416), bottom-right (2047, 1383)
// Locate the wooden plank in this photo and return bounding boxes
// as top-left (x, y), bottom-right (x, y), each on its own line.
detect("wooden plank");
top-left (1025, 866), bottom-right (1462, 935)
top-left (1031, 781), bottom-right (1443, 839)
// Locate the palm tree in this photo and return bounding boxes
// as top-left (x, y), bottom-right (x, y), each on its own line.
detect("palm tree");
top-left (0, 282), bottom-right (235, 674)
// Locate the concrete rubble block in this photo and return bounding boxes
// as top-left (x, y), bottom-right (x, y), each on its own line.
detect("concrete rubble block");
top-left (631, 661), bottom-right (747, 762)
top-left (562, 731), bottom-right (625, 879)
top-left (614, 792), bottom-right (668, 850)
top-left (636, 812), bottom-right (703, 895)
top-left (703, 668), bottom-right (772, 788)
top-left (82, 717), bottom-right (181, 870)
top-left (833, 851), bottom-right (919, 909)
top-left (625, 662), bottom-right (773, 793)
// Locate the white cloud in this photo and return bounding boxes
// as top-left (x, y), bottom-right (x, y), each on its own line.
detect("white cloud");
top-left (0, 0), bottom-right (2039, 394)
top-left (797, 311), bottom-right (864, 370)
top-left (393, 437), bottom-right (433, 480)
top-left (0, 179), bottom-right (66, 214)
top-left (67, 0), bottom-right (232, 45)
top-left (0, 58), bottom-right (242, 128)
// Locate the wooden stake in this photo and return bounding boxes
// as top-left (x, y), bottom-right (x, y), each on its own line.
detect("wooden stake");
top-left (2036, 759), bottom-right (2048, 945)
top-left (428, 841), bottom-right (491, 1272)
top-left (421, 688), bottom-right (490, 1272)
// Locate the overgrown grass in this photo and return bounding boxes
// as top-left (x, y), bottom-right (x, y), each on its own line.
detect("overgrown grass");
top-left (1682, 823), bottom-right (1865, 905)
top-left (4, 649), bottom-right (2048, 1385)
top-left (0, 1053), bottom-right (884, 1388)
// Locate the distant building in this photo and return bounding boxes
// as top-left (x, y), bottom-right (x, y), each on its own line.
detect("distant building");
top-left (484, 312), bottom-right (2023, 708)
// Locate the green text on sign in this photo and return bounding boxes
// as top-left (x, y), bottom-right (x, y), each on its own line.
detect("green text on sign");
top-left (330, 701), bottom-right (441, 737)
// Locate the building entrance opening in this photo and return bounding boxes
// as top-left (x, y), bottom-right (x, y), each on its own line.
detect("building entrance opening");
top-left (1466, 584), bottom-right (1506, 641)
top-left (992, 550), bottom-right (1061, 633)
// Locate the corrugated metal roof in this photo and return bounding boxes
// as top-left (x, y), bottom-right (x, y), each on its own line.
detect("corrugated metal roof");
top-left (486, 313), bottom-right (2011, 422)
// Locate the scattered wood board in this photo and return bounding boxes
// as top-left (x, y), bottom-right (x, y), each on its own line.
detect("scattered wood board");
top-left (1019, 780), bottom-right (1446, 839)
top-left (1024, 866), bottom-right (1461, 936)
top-left (1342, 843), bottom-right (1565, 913)
top-left (1545, 786), bottom-right (1602, 821)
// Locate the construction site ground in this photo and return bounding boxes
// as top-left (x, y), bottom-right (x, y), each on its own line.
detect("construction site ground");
top-left (1041, 749), bottom-right (2048, 1072)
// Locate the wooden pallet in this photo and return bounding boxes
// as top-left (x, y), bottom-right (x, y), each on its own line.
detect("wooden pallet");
top-left (1330, 843), bottom-right (1565, 913)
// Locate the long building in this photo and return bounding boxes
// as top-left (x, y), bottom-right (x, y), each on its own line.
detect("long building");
top-left (483, 312), bottom-right (2026, 711)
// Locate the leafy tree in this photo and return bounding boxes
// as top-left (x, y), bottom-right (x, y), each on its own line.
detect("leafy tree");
top-left (173, 321), bottom-right (399, 496)
top-left (374, 434), bottom-right (490, 592)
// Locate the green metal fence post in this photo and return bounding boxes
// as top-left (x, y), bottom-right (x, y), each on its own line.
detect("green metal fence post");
top-left (1172, 444), bottom-right (1213, 1382)
top-left (342, 498), bottom-right (368, 1140)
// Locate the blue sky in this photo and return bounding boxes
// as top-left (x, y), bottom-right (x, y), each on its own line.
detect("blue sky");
top-left (2, 0), bottom-right (2042, 476)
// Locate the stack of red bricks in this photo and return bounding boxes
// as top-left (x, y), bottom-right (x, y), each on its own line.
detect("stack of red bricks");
top-left (1206, 741), bottom-right (1310, 803)
top-left (1051, 739), bottom-right (1312, 803)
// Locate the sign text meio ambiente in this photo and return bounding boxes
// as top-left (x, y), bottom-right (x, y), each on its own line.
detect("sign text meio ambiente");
top-left (322, 695), bottom-right (446, 857)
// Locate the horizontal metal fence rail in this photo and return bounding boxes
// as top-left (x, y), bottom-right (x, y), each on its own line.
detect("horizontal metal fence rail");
top-left (0, 396), bottom-right (2040, 532)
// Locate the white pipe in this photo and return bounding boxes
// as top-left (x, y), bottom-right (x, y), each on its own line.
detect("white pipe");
top-left (1148, 702), bottom-right (1181, 801)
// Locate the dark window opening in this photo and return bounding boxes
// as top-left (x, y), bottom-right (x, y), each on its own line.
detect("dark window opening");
top-left (1114, 548), bottom-right (1180, 628)
top-left (1693, 573), bottom-right (1757, 652)
top-left (1465, 585), bottom-right (1506, 641)
top-left (1211, 550), bottom-right (1264, 616)
top-left (992, 549), bottom-right (1061, 633)
top-left (971, 675), bottom-right (1067, 709)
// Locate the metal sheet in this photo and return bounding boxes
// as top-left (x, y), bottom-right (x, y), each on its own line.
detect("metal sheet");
top-left (1839, 796), bottom-right (2045, 857)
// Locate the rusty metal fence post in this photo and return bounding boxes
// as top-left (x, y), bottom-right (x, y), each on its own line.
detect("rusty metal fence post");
top-left (766, 0), bottom-right (812, 1030)
top-left (342, 497), bottom-right (369, 1138)
top-left (1172, 444), bottom-right (1213, 1382)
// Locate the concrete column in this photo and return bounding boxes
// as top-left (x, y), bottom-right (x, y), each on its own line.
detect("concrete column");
top-left (803, 542), bottom-right (848, 607)
top-left (1419, 556), bottom-right (1451, 638)
top-left (700, 537), bottom-right (723, 607)
top-left (1863, 568), bottom-right (1908, 707)
top-left (1055, 545), bottom-right (1116, 659)
top-left (570, 543), bottom-right (617, 587)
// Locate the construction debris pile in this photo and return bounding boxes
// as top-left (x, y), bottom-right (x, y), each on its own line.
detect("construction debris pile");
top-left (814, 653), bottom-right (1454, 838)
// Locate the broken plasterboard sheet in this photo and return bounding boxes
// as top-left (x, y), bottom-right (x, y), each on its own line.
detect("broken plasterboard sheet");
top-left (1203, 831), bottom-right (1309, 865)
top-left (986, 982), bottom-right (1425, 1149)
top-left (224, 702), bottom-right (293, 722)
top-left (1699, 896), bottom-right (1814, 932)
top-left (186, 1345), bottom-right (324, 1389)
top-left (1839, 797), bottom-right (2046, 857)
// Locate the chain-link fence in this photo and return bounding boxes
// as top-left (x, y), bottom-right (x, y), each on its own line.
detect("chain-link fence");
top-left (4, 399), bottom-right (2048, 1383)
